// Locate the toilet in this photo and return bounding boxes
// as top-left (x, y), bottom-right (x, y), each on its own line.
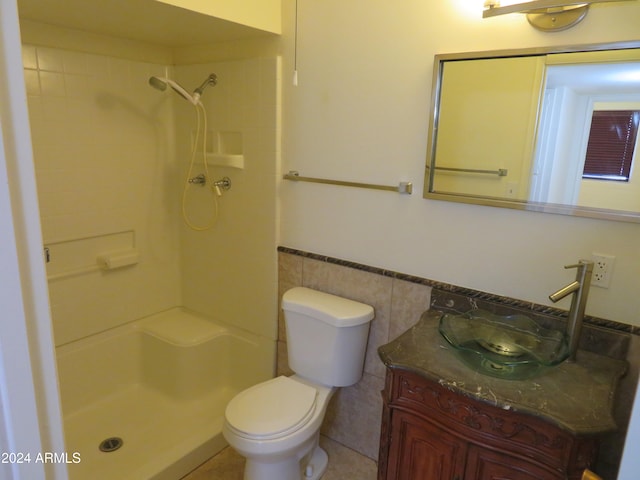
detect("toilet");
top-left (223, 287), bottom-right (374, 480)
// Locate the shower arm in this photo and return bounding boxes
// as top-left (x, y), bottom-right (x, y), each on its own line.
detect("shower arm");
top-left (148, 73), bottom-right (217, 104)
top-left (193, 74), bottom-right (218, 100)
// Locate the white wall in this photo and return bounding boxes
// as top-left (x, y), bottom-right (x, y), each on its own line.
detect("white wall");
top-left (156, 0), bottom-right (281, 34)
top-left (279, 0), bottom-right (640, 327)
top-left (22, 40), bottom-right (182, 346)
top-left (21, 23), bottom-right (281, 346)
top-left (176, 57), bottom-right (280, 340)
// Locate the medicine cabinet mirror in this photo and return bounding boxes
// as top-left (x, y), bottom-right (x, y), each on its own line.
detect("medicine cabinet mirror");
top-left (424, 42), bottom-right (640, 223)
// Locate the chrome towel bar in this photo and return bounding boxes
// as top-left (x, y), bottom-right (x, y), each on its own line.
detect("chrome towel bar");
top-left (283, 171), bottom-right (413, 195)
top-left (429, 165), bottom-right (508, 176)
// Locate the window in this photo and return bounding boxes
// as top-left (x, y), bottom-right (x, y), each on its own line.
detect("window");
top-left (582, 110), bottom-right (640, 181)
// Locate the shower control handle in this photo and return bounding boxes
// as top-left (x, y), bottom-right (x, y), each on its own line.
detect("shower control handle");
top-left (188, 174), bottom-right (231, 196)
top-left (212, 177), bottom-right (231, 197)
top-left (188, 174), bottom-right (206, 185)
top-left (213, 177), bottom-right (231, 191)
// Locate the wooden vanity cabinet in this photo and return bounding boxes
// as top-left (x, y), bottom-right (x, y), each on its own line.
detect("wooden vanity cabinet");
top-left (378, 368), bottom-right (600, 480)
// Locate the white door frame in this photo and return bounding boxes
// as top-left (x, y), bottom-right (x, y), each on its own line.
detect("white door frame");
top-left (0, 0), bottom-right (67, 478)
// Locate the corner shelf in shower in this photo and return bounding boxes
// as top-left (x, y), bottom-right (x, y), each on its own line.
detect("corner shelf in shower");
top-left (196, 131), bottom-right (244, 169)
top-left (205, 153), bottom-right (244, 170)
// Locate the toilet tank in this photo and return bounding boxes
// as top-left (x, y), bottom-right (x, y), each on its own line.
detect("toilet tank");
top-left (282, 287), bottom-right (374, 387)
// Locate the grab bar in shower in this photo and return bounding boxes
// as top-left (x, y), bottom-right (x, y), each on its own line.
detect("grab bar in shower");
top-left (283, 171), bottom-right (413, 195)
top-left (429, 165), bottom-right (508, 176)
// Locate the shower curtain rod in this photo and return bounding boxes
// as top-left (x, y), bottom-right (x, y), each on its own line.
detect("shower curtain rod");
top-left (283, 171), bottom-right (413, 195)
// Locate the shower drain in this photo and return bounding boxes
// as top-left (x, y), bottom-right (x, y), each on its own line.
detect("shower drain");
top-left (99, 437), bottom-right (123, 453)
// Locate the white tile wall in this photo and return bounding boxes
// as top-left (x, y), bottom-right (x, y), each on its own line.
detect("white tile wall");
top-left (177, 57), bottom-right (280, 340)
top-left (24, 44), bottom-right (181, 345)
top-left (23, 43), bottom-right (280, 348)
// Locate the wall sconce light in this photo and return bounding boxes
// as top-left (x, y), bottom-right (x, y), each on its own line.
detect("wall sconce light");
top-left (483, 0), bottom-right (636, 31)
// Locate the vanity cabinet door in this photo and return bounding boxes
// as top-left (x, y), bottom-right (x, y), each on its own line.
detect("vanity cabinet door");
top-left (379, 368), bottom-right (601, 480)
top-left (388, 410), bottom-right (465, 480)
top-left (465, 445), bottom-right (564, 480)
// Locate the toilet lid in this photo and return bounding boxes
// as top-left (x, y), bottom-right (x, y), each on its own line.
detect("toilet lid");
top-left (225, 376), bottom-right (317, 440)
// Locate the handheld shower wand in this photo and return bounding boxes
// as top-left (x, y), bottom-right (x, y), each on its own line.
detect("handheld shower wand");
top-left (149, 72), bottom-right (226, 231)
top-left (148, 76), bottom-right (199, 104)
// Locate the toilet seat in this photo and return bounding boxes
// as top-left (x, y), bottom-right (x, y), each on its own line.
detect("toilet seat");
top-left (225, 376), bottom-right (317, 440)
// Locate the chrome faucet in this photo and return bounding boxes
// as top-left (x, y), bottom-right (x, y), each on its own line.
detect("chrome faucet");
top-left (548, 260), bottom-right (594, 363)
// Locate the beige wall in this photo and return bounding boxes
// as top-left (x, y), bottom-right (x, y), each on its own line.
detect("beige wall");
top-left (433, 56), bottom-right (543, 200)
top-left (177, 57), bottom-right (281, 340)
top-left (24, 43), bottom-right (182, 345)
top-left (279, 0), bottom-right (640, 327)
top-left (23, 23), bottom-right (280, 346)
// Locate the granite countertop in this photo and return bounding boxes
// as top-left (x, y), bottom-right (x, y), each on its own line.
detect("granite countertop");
top-left (378, 310), bottom-right (628, 436)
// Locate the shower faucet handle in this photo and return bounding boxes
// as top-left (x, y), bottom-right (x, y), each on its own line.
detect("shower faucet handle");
top-left (213, 177), bottom-right (231, 190)
top-left (188, 174), bottom-right (207, 185)
top-left (212, 177), bottom-right (231, 197)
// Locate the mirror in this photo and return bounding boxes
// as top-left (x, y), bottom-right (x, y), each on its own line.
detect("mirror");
top-left (424, 42), bottom-right (640, 223)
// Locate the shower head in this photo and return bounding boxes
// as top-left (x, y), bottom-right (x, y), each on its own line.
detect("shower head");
top-left (148, 76), bottom-right (199, 105)
top-left (148, 73), bottom-right (217, 105)
top-left (148, 76), bottom-right (167, 92)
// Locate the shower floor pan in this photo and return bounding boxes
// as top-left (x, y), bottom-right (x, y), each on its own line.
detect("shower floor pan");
top-left (56, 308), bottom-right (270, 480)
top-left (64, 384), bottom-right (231, 480)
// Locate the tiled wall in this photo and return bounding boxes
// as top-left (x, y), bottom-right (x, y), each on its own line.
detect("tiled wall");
top-left (277, 250), bottom-right (433, 459)
top-left (24, 41), bottom-right (280, 346)
top-left (277, 248), bottom-right (639, 475)
top-left (177, 57), bottom-right (281, 341)
top-left (23, 44), bottom-right (182, 345)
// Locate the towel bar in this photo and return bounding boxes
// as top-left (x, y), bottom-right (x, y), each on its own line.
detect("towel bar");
top-left (429, 165), bottom-right (508, 176)
top-left (283, 171), bottom-right (412, 195)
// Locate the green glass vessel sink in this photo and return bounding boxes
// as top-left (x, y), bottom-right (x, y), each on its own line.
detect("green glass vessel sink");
top-left (438, 309), bottom-right (570, 380)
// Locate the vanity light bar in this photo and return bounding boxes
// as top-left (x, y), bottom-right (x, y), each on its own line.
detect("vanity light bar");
top-left (483, 0), bottom-right (635, 18)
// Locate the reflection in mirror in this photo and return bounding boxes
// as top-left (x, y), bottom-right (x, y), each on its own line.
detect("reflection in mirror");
top-left (424, 43), bottom-right (640, 223)
top-left (532, 60), bottom-right (640, 211)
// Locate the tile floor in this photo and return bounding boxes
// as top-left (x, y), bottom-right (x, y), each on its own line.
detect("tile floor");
top-left (181, 436), bottom-right (378, 480)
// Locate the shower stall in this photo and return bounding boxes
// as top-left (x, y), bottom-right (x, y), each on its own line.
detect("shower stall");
top-left (20, 21), bottom-right (279, 480)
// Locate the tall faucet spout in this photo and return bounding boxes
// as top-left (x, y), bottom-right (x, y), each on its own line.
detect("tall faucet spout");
top-left (549, 280), bottom-right (580, 302)
top-left (548, 260), bottom-right (593, 363)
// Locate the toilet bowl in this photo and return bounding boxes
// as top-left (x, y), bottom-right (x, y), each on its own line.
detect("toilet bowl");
top-left (222, 287), bottom-right (374, 480)
top-left (223, 375), bottom-right (335, 480)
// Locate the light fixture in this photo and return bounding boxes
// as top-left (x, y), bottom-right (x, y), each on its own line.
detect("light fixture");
top-left (483, 0), bottom-right (637, 31)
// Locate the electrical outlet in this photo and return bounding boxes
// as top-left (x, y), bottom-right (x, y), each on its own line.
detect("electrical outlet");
top-left (591, 253), bottom-right (615, 288)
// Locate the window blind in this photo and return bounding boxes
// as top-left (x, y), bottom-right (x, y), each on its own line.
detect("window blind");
top-left (582, 110), bottom-right (639, 181)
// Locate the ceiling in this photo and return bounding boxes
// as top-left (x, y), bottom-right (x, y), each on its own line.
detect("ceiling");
top-left (17, 0), bottom-right (275, 47)
top-left (546, 61), bottom-right (640, 94)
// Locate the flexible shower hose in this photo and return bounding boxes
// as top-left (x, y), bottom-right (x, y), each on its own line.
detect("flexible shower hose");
top-left (182, 101), bottom-right (219, 231)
